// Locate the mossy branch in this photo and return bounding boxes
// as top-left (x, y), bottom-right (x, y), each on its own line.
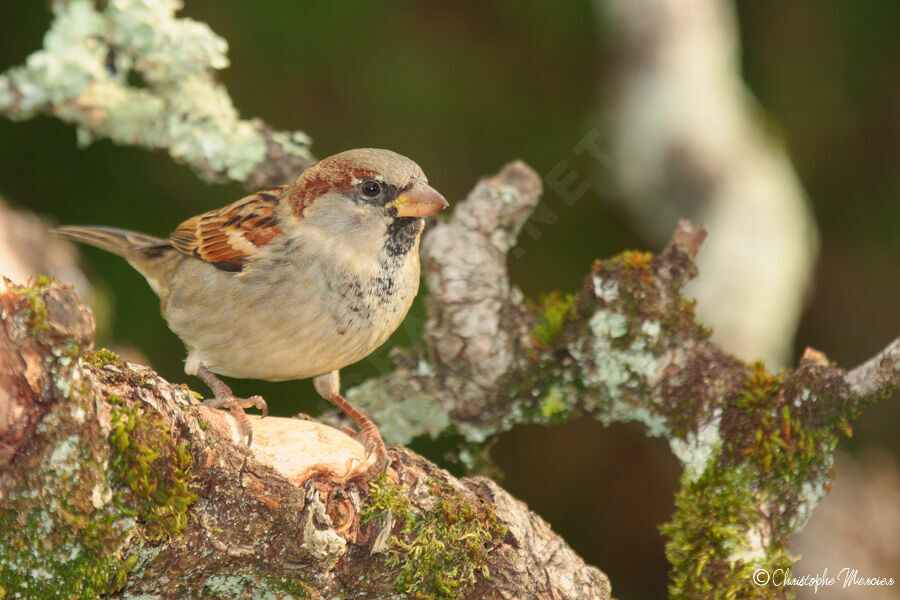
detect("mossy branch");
top-left (343, 165), bottom-right (897, 599)
top-left (0, 278), bottom-right (609, 599)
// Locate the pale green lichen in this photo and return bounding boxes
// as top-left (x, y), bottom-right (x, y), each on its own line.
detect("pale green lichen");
top-left (48, 435), bottom-right (82, 480)
top-left (573, 309), bottom-right (668, 436)
top-left (601, 403), bottom-right (668, 438)
top-left (791, 454), bottom-right (834, 531)
top-left (0, 0), bottom-right (311, 183)
top-left (641, 319), bottom-right (661, 342)
top-left (589, 309), bottom-right (628, 341)
top-left (592, 274), bottom-right (620, 303)
top-left (106, 0), bottom-right (230, 83)
top-left (345, 380), bottom-right (450, 446)
top-left (4, 1), bottom-right (106, 114)
top-left (489, 184), bottom-right (520, 204)
top-left (415, 359), bottom-right (436, 377)
top-left (669, 409), bottom-right (722, 482)
top-left (457, 422), bottom-right (495, 445)
top-left (271, 130), bottom-right (314, 160)
top-left (202, 571), bottom-right (303, 600)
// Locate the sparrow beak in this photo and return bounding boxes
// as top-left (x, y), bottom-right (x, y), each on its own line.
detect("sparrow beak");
top-left (391, 180), bottom-right (449, 218)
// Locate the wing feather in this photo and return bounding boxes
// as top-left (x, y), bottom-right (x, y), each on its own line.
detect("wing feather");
top-left (169, 186), bottom-right (287, 272)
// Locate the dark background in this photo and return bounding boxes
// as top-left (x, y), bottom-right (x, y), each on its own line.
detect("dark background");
top-left (1, 2), bottom-right (897, 598)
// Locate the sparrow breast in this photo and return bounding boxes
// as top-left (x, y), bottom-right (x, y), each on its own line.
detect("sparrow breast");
top-left (163, 215), bottom-right (424, 381)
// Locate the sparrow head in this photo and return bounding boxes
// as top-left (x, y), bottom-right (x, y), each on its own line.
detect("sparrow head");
top-left (285, 149), bottom-right (448, 257)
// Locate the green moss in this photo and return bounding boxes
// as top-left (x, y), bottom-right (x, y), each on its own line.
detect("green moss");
top-left (9, 275), bottom-right (56, 333)
top-left (0, 506), bottom-right (133, 599)
top-left (362, 476), bottom-right (505, 600)
top-left (268, 574), bottom-right (312, 599)
top-left (737, 362), bottom-right (783, 410)
top-left (109, 400), bottom-right (196, 541)
top-left (363, 476), bottom-right (414, 525)
top-left (660, 359), bottom-right (861, 600)
top-left (530, 291), bottom-right (577, 349)
top-left (726, 363), bottom-right (844, 510)
top-left (83, 348), bottom-right (121, 367)
top-left (538, 386), bottom-right (571, 420)
top-left (590, 250), bottom-right (710, 343)
top-left (620, 250), bottom-right (655, 283)
top-left (661, 461), bottom-right (793, 599)
top-left (0, 425), bottom-right (136, 599)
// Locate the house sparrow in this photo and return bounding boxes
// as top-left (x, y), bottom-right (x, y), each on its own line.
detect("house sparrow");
top-left (55, 148), bottom-right (448, 460)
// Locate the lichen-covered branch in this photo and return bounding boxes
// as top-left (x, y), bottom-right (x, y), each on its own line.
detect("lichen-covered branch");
top-left (844, 337), bottom-right (899, 401)
top-left (0, 277), bottom-right (610, 599)
top-left (0, 0), bottom-right (314, 188)
top-left (344, 162), bottom-right (898, 598)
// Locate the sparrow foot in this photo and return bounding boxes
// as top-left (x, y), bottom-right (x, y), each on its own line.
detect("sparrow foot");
top-left (357, 425), bottom-right (392, 479)
top-left (329, 393), bottom-right (390, 473)
top-left (355, 421), bottom-right (387, 460)
top-left (314, 371), bottom-right (390, 476)
top-left (196, 365), bottom-right (267, 446)
top-left (206, 394), bottom-right (268, 416)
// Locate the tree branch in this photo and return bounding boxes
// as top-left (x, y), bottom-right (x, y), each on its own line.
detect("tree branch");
top-left (343, 162), bottom-right (897, 598)
top-left (0, 277), bottom-right (610, 599)
top-left (0, 0), bottom-right (314, 188)
top-left (844, 337), bottom-right (900, 402)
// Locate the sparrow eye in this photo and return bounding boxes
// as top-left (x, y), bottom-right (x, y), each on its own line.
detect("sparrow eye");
top-left (361, 181), bottom-right (382, 198)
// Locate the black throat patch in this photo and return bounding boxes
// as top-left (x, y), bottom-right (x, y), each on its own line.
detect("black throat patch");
top-left (384, 217), bottom-right (423, 258)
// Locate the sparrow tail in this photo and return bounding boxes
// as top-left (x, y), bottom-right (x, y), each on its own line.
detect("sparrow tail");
top-left (53, 226), bottom-right (170, 257)
top-left (54, 226), bottom-right (179, 297)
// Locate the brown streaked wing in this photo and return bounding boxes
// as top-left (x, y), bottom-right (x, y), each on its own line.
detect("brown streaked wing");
top-left (169, 187), bottom-right (287, 272)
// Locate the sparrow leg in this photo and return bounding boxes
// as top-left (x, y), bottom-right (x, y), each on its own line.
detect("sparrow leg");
top-left (314, 370), bottom-right (388, 464)
top-left (195, 364), bottom-right (267, 446)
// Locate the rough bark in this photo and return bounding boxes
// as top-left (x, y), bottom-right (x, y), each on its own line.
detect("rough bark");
top-left (345, 163), bottom-right (897, 598)
top-left (0, 277), bottom-right (610, 599)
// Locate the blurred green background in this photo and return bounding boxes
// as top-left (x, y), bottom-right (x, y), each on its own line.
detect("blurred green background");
top-left (1, 2), bottom-right (897, 598)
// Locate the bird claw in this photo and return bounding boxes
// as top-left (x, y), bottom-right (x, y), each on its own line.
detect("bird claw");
top-left (341, 423), bottom-right (390, 475)
top-left (202, 394), bottom-right (267, 447)
top-left (357, 425), bottom-right (392, 476)
top-left (357, 425), bottom-right (387, 459)
top-left (245, 395), bottom-right (268, 417)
